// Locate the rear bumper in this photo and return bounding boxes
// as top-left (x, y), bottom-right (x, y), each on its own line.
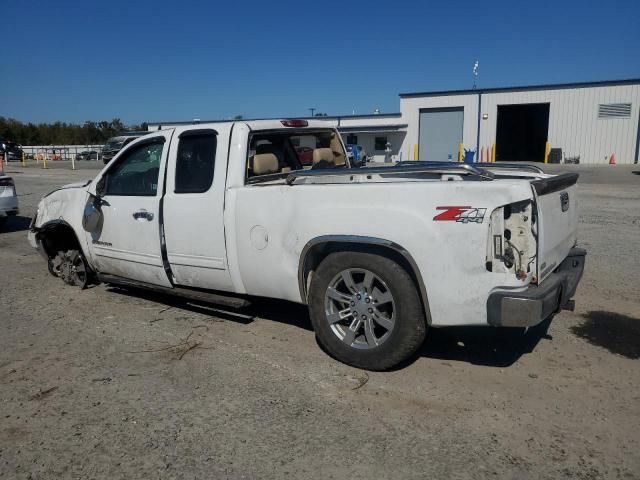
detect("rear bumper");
top-left (487, 247), bottom-right (586, 327)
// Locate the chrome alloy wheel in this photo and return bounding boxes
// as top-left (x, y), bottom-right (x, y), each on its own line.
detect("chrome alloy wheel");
top-left (324, 268), bottom-right (396, 349)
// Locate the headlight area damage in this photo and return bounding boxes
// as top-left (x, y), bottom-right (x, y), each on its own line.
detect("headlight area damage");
top-left (29, 185), bottom-right (93, 290)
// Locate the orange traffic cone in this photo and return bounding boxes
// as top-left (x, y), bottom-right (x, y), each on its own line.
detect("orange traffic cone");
top-left (609, 153), bottom-right (616, 165)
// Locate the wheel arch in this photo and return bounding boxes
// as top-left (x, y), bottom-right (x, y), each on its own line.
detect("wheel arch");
top-left (35, 219), bottom-right (85, 259)
top-left (298, 235), bottom-right (432, 325)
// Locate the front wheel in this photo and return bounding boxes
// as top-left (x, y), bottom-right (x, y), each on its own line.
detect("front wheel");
top-left (308, 251), bottom-right (426, 371)
top-left (49, 249), bottom-right (90, 289)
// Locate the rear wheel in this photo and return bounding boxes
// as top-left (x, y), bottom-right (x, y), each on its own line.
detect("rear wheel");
top-left (308, 251), bottom-right (426, 370)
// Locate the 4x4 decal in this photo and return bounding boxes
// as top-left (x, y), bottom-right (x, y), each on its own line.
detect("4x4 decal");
top-left (434, 206), bottom-right (487, 224)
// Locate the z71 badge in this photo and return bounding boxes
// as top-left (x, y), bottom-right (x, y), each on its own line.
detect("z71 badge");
top-left (433, 206), bottom-right (487, 224)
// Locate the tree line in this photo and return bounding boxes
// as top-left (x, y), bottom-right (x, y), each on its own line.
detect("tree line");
top-left (0, 117), bottom-right (148, 145)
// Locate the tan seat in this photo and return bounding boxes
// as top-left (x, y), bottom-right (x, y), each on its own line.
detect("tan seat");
top-left (330, 133), bottom-right (346, 166)
top-left (312, 148), bottom-right (335, 169)
top-left (251, 153), bottom-right (279, 175)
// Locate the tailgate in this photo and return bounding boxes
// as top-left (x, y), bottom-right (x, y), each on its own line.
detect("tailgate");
top-left (532, 173), bottom-right (579, 283)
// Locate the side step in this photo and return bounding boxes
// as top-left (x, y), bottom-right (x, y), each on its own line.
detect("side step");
top-left (97, 274), bottom-right (251, 309)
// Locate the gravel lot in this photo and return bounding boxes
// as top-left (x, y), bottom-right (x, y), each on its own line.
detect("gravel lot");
top-left (1, 162), bottom-right (639, 479)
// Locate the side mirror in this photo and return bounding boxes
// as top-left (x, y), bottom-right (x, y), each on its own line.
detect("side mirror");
top-left (82, 196), bottom-right (103, 232)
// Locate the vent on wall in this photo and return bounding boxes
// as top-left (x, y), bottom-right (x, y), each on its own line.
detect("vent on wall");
top-left (598, 103), bottom-right (632, 119)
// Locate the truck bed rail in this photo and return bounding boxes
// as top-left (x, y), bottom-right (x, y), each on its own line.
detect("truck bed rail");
top-left (395, 161), bottom-right (545, 174)
top-left (286, 162), bottom-right (495, 185)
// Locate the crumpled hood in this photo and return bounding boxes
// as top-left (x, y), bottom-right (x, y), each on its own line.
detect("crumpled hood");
top-left (43, 179), bottom-right (91, 198)
top-left (61, 180), bottom-right (92, 189)
top-left (36, 180), bottom-right (91, 230)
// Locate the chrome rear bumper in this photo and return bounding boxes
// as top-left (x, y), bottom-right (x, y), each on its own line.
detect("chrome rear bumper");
top-left (487, 247), bottom-right (586, 327)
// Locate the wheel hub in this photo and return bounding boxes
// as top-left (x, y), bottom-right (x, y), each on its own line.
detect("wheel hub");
top-left (351, 292), bottom-right (373, 319)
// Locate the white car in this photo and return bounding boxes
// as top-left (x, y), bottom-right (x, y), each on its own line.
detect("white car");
top-left (0, 173), bottom-right (19, 227)
top-left (28, 119), bottom-right (585, 370)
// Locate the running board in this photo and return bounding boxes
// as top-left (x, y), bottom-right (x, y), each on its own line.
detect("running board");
top-left (97, 274), bottom-right (251, 309)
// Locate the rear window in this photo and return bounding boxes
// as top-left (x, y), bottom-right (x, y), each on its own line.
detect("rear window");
top-left (247, 129), bottom-right (346, 181)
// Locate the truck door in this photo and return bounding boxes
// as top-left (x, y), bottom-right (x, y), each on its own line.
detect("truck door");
top-left (85, 131), bottom-right (173, 287)
top-left (162, 125), bottom-right (234, 291)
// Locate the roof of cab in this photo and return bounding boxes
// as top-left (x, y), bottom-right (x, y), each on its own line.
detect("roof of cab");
top-left (149, 119), bottom-right (337, 132)
top-left (243, 119), bottom-right (334, 130)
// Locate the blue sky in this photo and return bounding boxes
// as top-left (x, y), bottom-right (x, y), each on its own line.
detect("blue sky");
top-left (1, 0), bottom-right (639, 125)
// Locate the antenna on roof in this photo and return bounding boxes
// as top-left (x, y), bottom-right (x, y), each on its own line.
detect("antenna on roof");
top-left (472, 60), bottom-right (479, 90)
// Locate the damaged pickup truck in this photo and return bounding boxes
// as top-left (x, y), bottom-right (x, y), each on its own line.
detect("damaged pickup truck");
top-left (29, 119), bottom-right (585, 370)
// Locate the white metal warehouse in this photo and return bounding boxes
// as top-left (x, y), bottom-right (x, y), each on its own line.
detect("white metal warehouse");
top-left (147, 78), bottom-right (640, 165)
top-left (399, 78), bottom-right (640, 165)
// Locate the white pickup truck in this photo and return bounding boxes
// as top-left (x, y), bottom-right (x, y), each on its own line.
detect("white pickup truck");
top-left (28, 119), bottom-right (585, 370)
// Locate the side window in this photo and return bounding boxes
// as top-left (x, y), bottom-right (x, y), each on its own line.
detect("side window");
top-left (175, 133), bottom-right (217, 193)
top-left (102, 141), bottom-right (164, 196)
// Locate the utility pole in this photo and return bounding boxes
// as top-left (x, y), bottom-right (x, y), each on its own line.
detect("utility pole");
top-left (308, 108), bottom-right (316, 117)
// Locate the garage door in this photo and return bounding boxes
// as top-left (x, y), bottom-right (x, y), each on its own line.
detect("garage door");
top-left (419, 108), bottom-right (463, 162)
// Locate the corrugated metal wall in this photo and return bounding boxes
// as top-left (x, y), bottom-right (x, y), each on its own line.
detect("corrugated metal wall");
top-left (401, 83), bottom-right (640, 164)
top-left (400, 94), bottom-right (478, 161)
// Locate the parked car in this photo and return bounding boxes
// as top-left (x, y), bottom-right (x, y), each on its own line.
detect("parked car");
top-left (346, 144), bottom-right (367, 167)
top-left (101, 132), bottom-right (147, 164)
top-left (0, 138), bottom-right (24, 162)
top-left (76, 150), bottom-right (99, 161)
top-left (29, 119), bottom-right (585, 371)
top-left (0, 173), bottom-right (19, 227)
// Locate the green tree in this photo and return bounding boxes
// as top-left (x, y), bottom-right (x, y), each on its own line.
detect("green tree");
top-left (0, 116), bottom-right (148, 145)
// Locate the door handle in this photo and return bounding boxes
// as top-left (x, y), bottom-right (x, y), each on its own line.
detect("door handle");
top-left (132, 210), bottom-right (154, 221)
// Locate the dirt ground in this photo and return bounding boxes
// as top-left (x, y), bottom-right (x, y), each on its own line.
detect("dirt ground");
top-left (1, 162), bottom-right (639, 479)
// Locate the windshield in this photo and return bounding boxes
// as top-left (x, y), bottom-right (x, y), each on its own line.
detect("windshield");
top-left (247, 129), bottom-right (347, 180)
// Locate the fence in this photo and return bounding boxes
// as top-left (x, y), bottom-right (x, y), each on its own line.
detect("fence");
top-left (21, 145), bottom-right (105, 162)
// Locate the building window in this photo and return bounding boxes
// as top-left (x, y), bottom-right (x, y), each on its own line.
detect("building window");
top-left (598, 103), bottom-right (631, 119)
top-left (346, 134), bottom-right (358, 145)
top-left (374, 136), bottom-right (388, 151)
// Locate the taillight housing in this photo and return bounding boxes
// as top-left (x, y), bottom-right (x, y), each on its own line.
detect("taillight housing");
top-left (281, 119), bottom-right (308, 128)
top-left (486, 200), bottom-right (537, 281)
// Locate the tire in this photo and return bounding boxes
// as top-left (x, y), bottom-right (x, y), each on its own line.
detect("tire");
top-left (308, 251), bottom-right (426, 370)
